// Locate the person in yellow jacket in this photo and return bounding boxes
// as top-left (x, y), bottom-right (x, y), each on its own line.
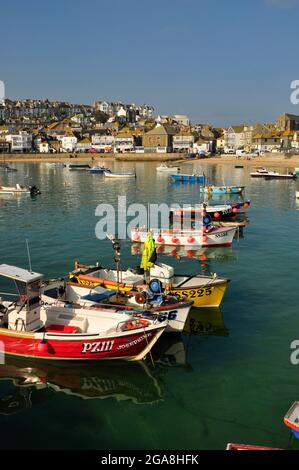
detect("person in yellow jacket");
top-left (140, 232), bottom-right (157, 278)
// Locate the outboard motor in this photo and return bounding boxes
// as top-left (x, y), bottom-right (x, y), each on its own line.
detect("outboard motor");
top-left (147, 279), bottom-right (164, 306)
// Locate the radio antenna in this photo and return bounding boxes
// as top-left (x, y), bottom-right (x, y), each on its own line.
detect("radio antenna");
top-left (26, 239), bottom-right (32, 273)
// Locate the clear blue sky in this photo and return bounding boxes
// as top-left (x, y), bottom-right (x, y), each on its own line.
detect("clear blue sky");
top-left (1, 0), bottom-right (299, 125)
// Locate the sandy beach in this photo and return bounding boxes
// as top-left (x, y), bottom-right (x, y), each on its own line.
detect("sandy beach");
top-left (1, 152), bottom-right (299, 167)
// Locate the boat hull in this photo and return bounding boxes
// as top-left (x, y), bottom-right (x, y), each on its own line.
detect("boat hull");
top-left (64, 284), bottom-right (192, 332)
top-left (199, 186), bottom-right (245, 194)
top-left (0, 324), bottom-right (165, 362)
top-left (104, 171), bottom-right (136, 178)
top-left (130, 227), bottom-right (237, 247)
top-left (170, 174), bottom-right (205, 183)
top-left (73, 274), bottom-right (229, 308)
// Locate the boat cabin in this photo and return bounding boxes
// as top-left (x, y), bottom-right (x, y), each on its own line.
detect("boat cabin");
top-left (0, 264), bottom-right (43, 332)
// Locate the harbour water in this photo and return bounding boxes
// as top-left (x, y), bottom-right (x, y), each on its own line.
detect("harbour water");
top-left (0, 161), bottom-right (299, 449)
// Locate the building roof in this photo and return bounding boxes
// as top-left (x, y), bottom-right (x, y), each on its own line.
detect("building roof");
top-left (145, 124), bottom-right (177, 136)
top-left (277, 113), bottom-right (299, 121)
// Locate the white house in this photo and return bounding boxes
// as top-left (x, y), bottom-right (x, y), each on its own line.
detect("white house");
top-left (39, 140), bottom-right (50, 153)
top-left (173, 132), bottom-right (194, 152)
top-left (91, 135), bottom-right (114, 152)
top-left (224, 126), bottom-right (244, 150)
top-left (61, 135), bottom-right (77, 152)
top-left (114, 134), bottom-right (134, 152)
top-left (173, 115), bottom-right (190, 126)
top-left (6, 131), bottom-right (33, 152)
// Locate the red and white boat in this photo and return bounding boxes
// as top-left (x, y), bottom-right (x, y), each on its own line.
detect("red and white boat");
top-left (0, 265), bottom-right (166, 362)
top-left (130, 226), bottom-right (237, 248)
top-left (226, 443), bottom-right (282, 450)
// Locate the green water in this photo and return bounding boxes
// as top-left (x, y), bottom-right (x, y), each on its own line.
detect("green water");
top-left (0, 161), bottom-right (299, 450)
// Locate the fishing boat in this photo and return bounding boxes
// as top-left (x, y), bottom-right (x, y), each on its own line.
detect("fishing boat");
top-left (156, 164), bottom-right (180, 173)
top-left (235, 165), bottom-right (244, 169)
top-left (199, 185), bottom-right (245, 195)
top-left (68, 164), bottom-right (91, 170)
top-left (170, 173), bottom-right (205, 183)
top-left (68, 261), bottom-right (229, 309)
top-left (131, 226), bottom-right (237, 248)
top-left (284, 401), bottom-right (299, 438)
top-left (169, 201), bottom-right (250, 223)
top-left (88, 166), bottom-right (107, 174)
top-left (0, 184), bottom-right (41, 196)
top-left (250, 167), bottom-right (297, 179)
top-left (104, 170), bottom-right (136, 178)
top-left (296, 191), bottom-right (299, 199)
top-left (295, 167), bottom-right (299, 176)
top-left (0, 264), bottom-right (166, 362)
top-left (44, 280), bottom-right (193, 333)
top-left (226, 443), bottom-right (281, 450)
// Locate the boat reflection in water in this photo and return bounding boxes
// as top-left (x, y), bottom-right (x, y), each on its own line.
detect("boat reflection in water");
top-left (0, 359), bottom-right (163, 413)
top-left (183, 307), bottom-right (229, 337)
top-left (131, 243), bottom-right (237, 263)
top-left (0, 309), bottom-right (228, 414)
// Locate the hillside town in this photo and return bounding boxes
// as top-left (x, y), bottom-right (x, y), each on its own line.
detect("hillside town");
top-left (1, 98), bottom-right (299, 156)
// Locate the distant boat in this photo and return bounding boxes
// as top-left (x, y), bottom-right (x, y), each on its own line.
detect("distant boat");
top-left (68, 164), bottom-right (91, 170)
top-left (284, 401), bottom-right (299, 438)
top-left (46, 162), bottom-right (66, 169)
top-left (170, 173), bottom-right (205, 183)
top-left (199, 185), bottom-right (245, 195)
top-left (0, 164), bottom-right (17, 172)
top-left (156, 164), bottom-right (180, 173)
top-left (104, 170), bottom-right (136, 178)
top-left (0, 184), bottom-right (41, 196)
top-left (235, 165), bottom-right (244, 169)
top-left (226, 443), bottom-right (282, 451)
top-left (250, 168), bottom-right (297, 179)
top-left (87, 166), bottom-right (107, 174)
top-left (130, 226), bottom-right (237, 248)
top-left (295, 167), bottom-right (299, 176)
top-left (169, 200), bottom-right (250, 222)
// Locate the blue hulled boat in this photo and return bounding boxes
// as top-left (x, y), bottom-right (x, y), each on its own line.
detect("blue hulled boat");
top-left (88, 166), bottom-right (107, 173)
top-left (170, 173), bottom-right (205, 184)
top-left (199, 185), bottom-right (245, 195)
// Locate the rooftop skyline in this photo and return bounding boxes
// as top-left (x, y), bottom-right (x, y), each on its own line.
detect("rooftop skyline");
top-left (1, 0), bottom-right (299, 126)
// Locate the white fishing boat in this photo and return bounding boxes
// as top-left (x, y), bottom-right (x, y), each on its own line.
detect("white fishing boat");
top-left (296, 191), bottom-right (299, 199)
top-left (250, 167), bottom-right (297, 179)
top-left (104, 170), bottom-right (136, 178)
top-left (156, 164), bottom-right (180, 173)
top-left (130, 226), bottom-right (237, 248)
top-left (43, 281), bottom-right (193, 333)
top-left (67, 260), bottom-right (229, 309)
top-left (0, 184), bottom-right (41, 196)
